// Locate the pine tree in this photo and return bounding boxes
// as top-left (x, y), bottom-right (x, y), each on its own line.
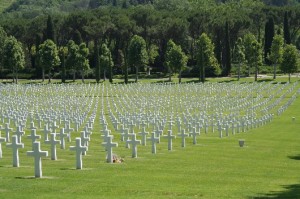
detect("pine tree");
top-left (284, 11), bottom-right (291, 44)
top-left (94, 41), bottom-right (101, 83)
top-left (46, 15), bottom-right (55, 42)
top-left (223, 22), bottom-right (231, 76)
top-left (264, 17), bottom-right (275, 64)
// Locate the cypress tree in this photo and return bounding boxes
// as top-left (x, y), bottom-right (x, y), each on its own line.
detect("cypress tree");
top-left (264, 17), bottom-right (274, 64)
top-left (73, 30), bottom-right (83, 45)
top-left (223, 22), bottom-right (231, 76)
top-left (94, 41), bottom-right (100, 83)
top-left (284, 11), bottom-right (291, 44)
top-left (46, 15), bottom-right (55, 42)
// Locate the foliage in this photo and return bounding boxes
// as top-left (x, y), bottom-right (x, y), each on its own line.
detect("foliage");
top-left (195, 33), bottom-right (220, 82)
top-left (66, 40), bottom-right (79, 81)
top-left (264, 17), bottom-right (275, 64)
top-left (269, 34), bottom-right (284, 79)
top-left (38, 39), bottom-right (60, 83)
top-left (127, 35), bottom-right (148, 82)
top-left (280, 44), bottom-right (299, 82)
top-left (100, 42), bottom-right (114, 82)
top-left (2, 35), bottom-right (25, 83)
top-left (284, 11), bottom-right (291, 44)
top-left (233, 37), bottom-right (245, 80)
top-left (77, 42), bottom-right (89, 83)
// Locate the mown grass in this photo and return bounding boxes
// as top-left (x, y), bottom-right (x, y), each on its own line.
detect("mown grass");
top-left (0, 78), bottom-right (299, 199)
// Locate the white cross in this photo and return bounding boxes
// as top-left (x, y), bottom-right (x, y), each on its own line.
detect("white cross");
top-left (164, 130), bottom-right (176, 151)
top-left (64, 122), bottom-right (74, 142)
top-left (58, 128), bottom-right (68, 149)
top-left (102, 135), bottom-right (118, 163)
top-left (80, 131), bottom-right (90, 155)
top-left (138, 127), bottom-right (148, 146)
top-left (27, 141), bottom-right (48, 178)
top-left (45, 133), bottom-right (60, 160)
top-left (126, 133), bottom-right (141, 158)
top-left (148, 132), bottom-right (159, 154)
top-left (14, 126), bottom-right (25, 143)
top-left (6, 135), bottom-right (24, 167)
top-left (189, 127), bottom-right (200, 145)
top-left (70, 138), bottom-right (87, 169)
top-left (2, 123), bottom-right (12, 142)
top-left (0, 135), bottom-right (6, 158)
top-left (178, 129), bottom-right (189, 147)
top-left (27, 129), bottom-right (41, 149)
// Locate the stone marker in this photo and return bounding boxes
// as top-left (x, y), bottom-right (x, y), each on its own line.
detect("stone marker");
top-left (0, 135), bottom-right (6, 158)
top-left (164, 130), bottom-right (176, 151)
top-left (70, 137), bottom-right (87, 169)
top-left (102, 135), bottom-right (118, 163)
top-left (126, 133), bottom-right (141, 158)
top-left (45, 133), bottom-right (60, 160)
top-left (27, 141), bottom-right (48, 178)
top-left (148, 132), bottom-right (159, 154)
top-left (80, 131), bottom-right (90, 155)
top-left (189, 127), bottom-right (200, 145)
top-left (6, 135), bottom-right (24, 167)
top-left (14, 126), bottom-right (25, 143)
top-left (138, 127), bottom-right (149, 146)
top-left (58, 128), bottom-right (68, 149)
top-left (27, 129), bottom-right (41, 149)
top-left (178, 129), bottom-right (189, 147)
top-left (2, 123), bottom-right (12, 142)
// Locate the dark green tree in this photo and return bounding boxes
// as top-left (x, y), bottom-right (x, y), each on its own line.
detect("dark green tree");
top-left (269, 34), bottom-right (284, 79)
top-left (100, 43), bottom-right (114, 83)
top-left (164, 40), bottom-right (188, 83)
top-left (77, 43), bottom-right (90, 83)
top-left (0, 27), bottom-right (7, 75)
top-left (264, 17), bottom-right (275, 64)
top-left (3, 36), bottom-right (25, 84)
top-left (66, 40), bottom-right (79, 82)
top-left (94, 42), bottom-right (101, 83)
top-left (248, 39), bottom-right (263, 81)
top-left (284, 11), bottom-right (291, 44)
top-left (38, 39), bottom-right (60, 83)
top-left (243, 33), bottom-right (257, 77)
top-left (127, 35), bottom-right (148, 83)
top-left (46, 15), bottom-right (55, 42)
top-left (59, 46), bottom-right (67, 83)
top-left (73, 30), bottom-right (83, 45)
top-left (232, 37), bottom-right (245, 81)
top-left (223, 22), bottom-right (231, 76)
top-left (280, 44), bottom-right (299, 82)
top-left (195, 33), bottom-right (220, 83)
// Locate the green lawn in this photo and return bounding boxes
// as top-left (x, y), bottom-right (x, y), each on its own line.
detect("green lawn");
top-left (0, 78), bottom-right (299, 199)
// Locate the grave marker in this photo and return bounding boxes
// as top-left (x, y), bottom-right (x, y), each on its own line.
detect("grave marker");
top-left (27, 141), bottom-right (48, 178)
top-left (70, 138), bottom-right (87, 169)
top-left (6, 135), bottom-right (24, 167)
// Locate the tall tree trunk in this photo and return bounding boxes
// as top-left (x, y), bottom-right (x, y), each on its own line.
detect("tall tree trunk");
top-left (168, 66), bottom-right (172, 82)
top-left (82, 70), bottom-right (84, 83)
top-left (48, 71), bottom-right (51, 83)
top-left (135, 66), bottom-right (138, 83)
top-left (273, 63), bottom-right (277, 79)
top-left (248, 66), bottom-right (250, 77)
top-left (288, 73), bottom-right (291, 83)
top-left (238, 63), bottom-right (241, 81)
top-left (73, 70), bottom-right (76, 82)
top-left (179, 70), bottom-right (182, 83)
top-left (42, 68), bottom-right (45, 82)
top-left (255, 67), bottom-right (258, 81)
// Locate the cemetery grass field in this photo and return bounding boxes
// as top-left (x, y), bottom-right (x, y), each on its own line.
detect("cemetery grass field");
top-left (0, 77), bottom-right (299, 199)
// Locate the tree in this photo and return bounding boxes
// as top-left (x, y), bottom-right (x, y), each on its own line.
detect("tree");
top-left (147, 44), bottom-right (159, 75)
top-left (38, 39), bottom-right (60, 83)
top-left (264, 17), bottom-right (275, 64)
top-left (195, 33), bottom-right (220, 83)
top-left (59, 46), bottom-right (67, 83)
top-left (0, 27), bottom-right (7, 75)
top-left (66, 40), bottom-right (79, 82)
top-left (94, 42), bottom-right (101, 83)
top-left (243, 33), bottom-right (257, 77)
top-left (269, 34), bottom-right (284, 79)
top-left (164, 40), bottom-right (188, 83)
top-left (100, 43), bottom-right (114, 83)
top-left (248, 39), bottom-right (263, 81)
top-left (46, 15), bottom-right (55, 42)
top-left (280, 44), bottom-right (299, 82)
top-left (232, 37), bottom-right (245, 81)
top-left (223, 22), bottom-right (231, 76)
top-left (284, 11), bottom-right (291, 44)
top-left (127, 35), bottom-right (148, 83)
top-left (77, 43), bottom-right (89, 83)
top-left (73, 29), bottom-right (83, 45)
top-left (3, 36), bottom-right (25, 84)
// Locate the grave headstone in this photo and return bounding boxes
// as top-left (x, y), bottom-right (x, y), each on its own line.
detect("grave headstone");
top-left (148, 132), bottom-right (159, 154)
top-left (126, 134), bottom-right (141, 158)
top-left (138, 127), bottom-right (148, 146)
top-left (27, 141), bottom-right (48, 178)
top-left (6, 135), bottom-right (24, 167)
top-left (102, 135), bottom-right (118, 163)
top-left (0, 136), bottom-right (6, 158)
top-left (70, 137), bottom-right (87, 169)
top-left (27, 129), bottom-right (41, 149)
top-left (178, 129), bottom-right (189, 147)
top-left (164, 130), bottom-right (176, 151)
top-left (45, 133), bottom-right (60, 160)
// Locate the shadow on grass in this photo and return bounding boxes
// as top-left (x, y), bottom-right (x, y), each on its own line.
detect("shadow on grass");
top-left (250, 184), bottom-right (300, 199)
top-left (288, 154), bottom-right (300, 160)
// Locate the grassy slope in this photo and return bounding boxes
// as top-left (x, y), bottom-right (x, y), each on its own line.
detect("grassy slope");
top-left (0, 78), bottom-right (299, 199)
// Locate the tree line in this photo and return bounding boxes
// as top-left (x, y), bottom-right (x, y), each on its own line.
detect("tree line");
top-left (0, 0), bottom-right (299, 83)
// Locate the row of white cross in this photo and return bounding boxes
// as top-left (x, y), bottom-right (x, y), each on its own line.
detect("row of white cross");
top-left (0, 81), bottom-right (298, 178)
